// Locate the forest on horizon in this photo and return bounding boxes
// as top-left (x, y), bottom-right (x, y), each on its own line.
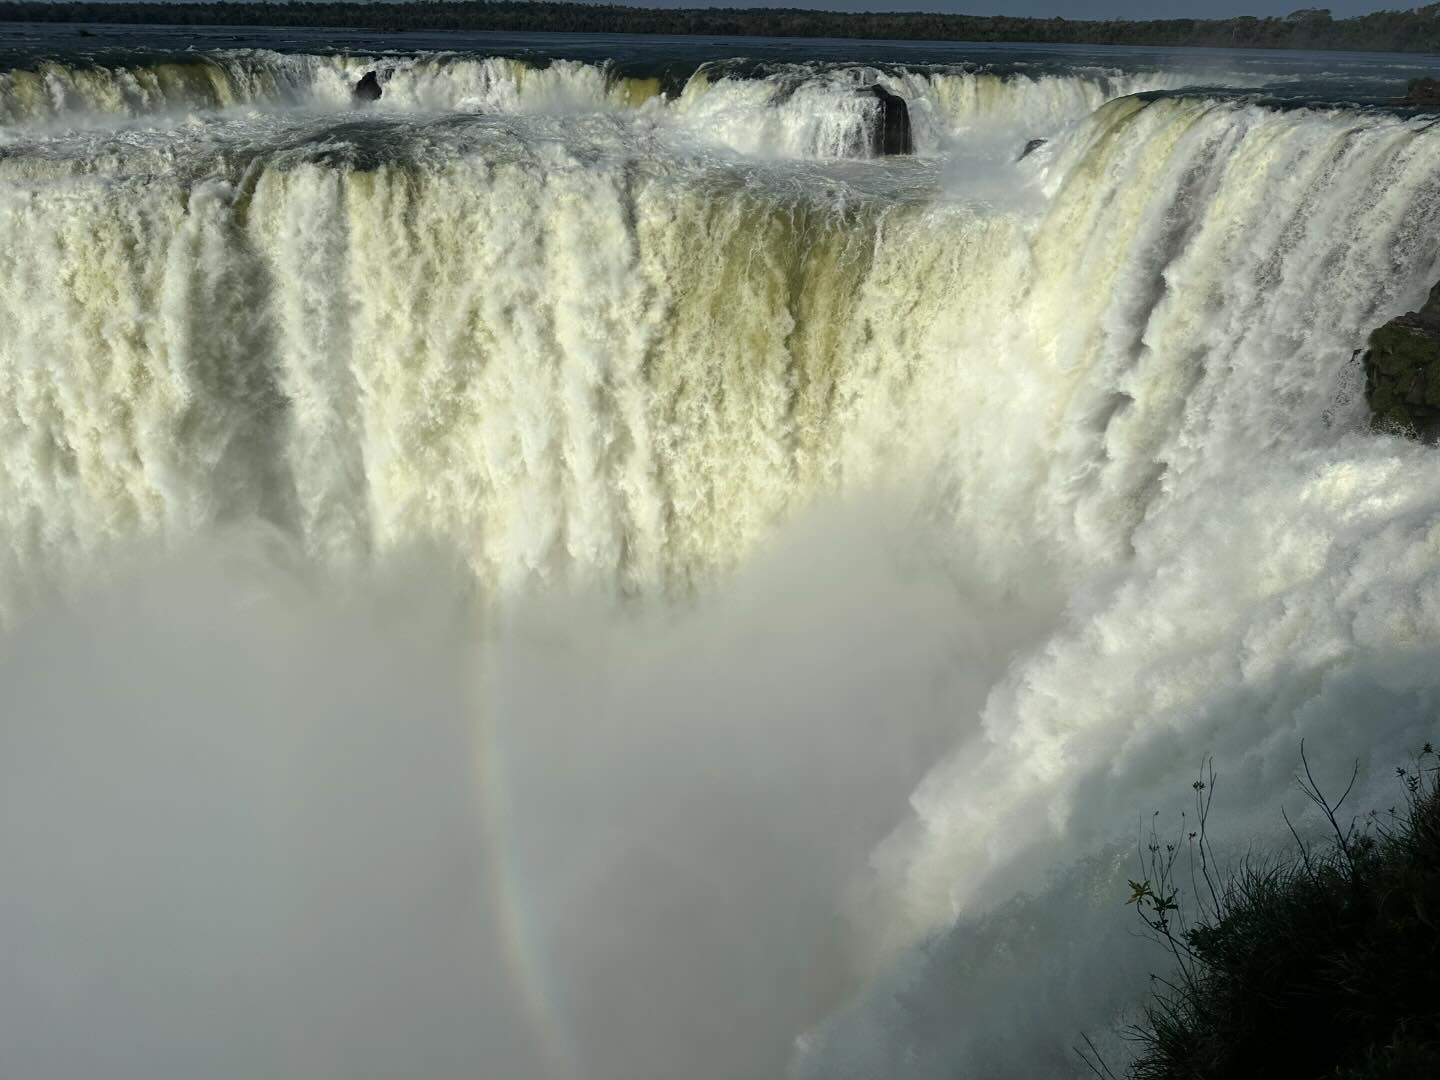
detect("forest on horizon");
top-left (4, 0), bottom-right (1440, 52)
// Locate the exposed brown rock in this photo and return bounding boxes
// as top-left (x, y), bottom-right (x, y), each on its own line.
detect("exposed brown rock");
top-left (1362, 281), bottom-right (1440, 441)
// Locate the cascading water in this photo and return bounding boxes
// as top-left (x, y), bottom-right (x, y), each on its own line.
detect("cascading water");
top-left (0, 46), bottom-right (1206, 152)
top-left (4, 25), bottom-right (1440, 1080)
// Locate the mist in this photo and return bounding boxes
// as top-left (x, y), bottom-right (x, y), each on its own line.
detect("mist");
top-left (7, 503), bottom-right (1438, 1080)
top-left (0, 502), bottom-right (1053, 1080)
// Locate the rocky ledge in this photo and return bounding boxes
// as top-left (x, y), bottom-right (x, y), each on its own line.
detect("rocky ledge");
top-left (1363, 281), bottom-right (1440, 441)
top-left (1404, 77), bottom-right (1440, 105)
top-left (859, 85), bottom-right (913, 156)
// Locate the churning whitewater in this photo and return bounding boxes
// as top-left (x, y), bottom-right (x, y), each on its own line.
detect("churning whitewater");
top-left (4, 26), bottom-right (1440, 1080)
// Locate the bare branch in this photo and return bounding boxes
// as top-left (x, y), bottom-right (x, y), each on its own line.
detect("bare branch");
top-left (1075, 1033), bottom-right (1120, 1080)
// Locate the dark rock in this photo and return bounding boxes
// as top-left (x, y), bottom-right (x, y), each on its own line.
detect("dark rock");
top-left (1403, 77), bottom-right (1440, 105)
top-left (1362, 280), bottom-right (1440, 441)
top-left (1018, 137), bottom-right (1047, 161)
top-left (353, 71), bottom-right (383, 104)
top-left (859, 84), bottom-right (913, 157)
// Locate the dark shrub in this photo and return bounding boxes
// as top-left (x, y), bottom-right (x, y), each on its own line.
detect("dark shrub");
top-left (1121, 745), bottom-right (1440, 1080)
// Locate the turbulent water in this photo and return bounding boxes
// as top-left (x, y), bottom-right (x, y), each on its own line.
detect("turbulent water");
top-left (5, 24), bottom-right (1440, 1080)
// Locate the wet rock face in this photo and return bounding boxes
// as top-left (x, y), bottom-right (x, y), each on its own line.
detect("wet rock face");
top-left (354, 71), bottom-right (383, 103)
top-left (1404, 77), bottom-right (1440, 105)
top-left (860, 84), bottom-right (913, 156)
top-left (1363, 281), bottom-right (1440, 441)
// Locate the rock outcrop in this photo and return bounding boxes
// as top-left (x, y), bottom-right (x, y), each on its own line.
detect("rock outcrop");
top-left (1403, 77), bottom-right (1440, 105)
top-left (860, 84), bottom-right (913, 156)
top-left (354, 71), bottom-right (383, 103)
top-left (1018, 137), bottom-right (1047, 161)
top-left (1362, 280), bottom-right (1440, 441)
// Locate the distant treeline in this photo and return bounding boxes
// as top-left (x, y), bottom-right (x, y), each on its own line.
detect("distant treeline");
top-left (6, 1), bottom-right (1440, 53)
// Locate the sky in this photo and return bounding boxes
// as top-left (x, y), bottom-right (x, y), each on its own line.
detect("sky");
top-left (127, 0), bottom-right (1420, 21)
top-left (614, 0), bottom-right (1408, 20)
top-left (124, 0), bottom-right (1417, 24)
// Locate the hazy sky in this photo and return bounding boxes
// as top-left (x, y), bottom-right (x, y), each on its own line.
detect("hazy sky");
top-left (131, 0), bottom-right (1418, 19)
top-left (619, 0), bottom-right (1404, 20)
top-left (130, 0), bottom-right (1414, 24)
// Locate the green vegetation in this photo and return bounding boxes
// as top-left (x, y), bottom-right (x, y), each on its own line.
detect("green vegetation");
top-left (1106, 745), bottom-right (1440, 1080)
top-left (7, 1), bottom-right (1440, 54)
